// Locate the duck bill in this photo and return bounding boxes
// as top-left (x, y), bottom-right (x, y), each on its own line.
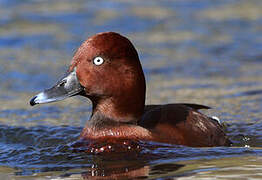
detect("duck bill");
top-left (30, 69), bottom-right (84, 106)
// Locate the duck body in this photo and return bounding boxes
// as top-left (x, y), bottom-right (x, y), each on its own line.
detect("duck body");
top-left (30, 32), bottom-right (231, 147)
top-left (80, 103), bottom-right (231, 147)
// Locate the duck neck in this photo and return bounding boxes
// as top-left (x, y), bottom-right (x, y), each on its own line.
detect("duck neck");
top-left (89, 94), bottom-right (145, 128)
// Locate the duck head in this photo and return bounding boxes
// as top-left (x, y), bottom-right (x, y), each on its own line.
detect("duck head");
top-left (30, 32), bottom-right (146, 123)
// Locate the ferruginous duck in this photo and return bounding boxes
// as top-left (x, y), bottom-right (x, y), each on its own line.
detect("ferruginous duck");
top-left (30, 32), bottom-right (231, 147)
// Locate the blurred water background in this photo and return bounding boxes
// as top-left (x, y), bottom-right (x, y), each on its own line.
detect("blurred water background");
top-left (0, 0), bottom-right (262, 179)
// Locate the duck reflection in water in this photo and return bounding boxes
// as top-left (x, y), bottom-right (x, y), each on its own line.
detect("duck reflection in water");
top-left (67, 140), bottom-right (185, 179)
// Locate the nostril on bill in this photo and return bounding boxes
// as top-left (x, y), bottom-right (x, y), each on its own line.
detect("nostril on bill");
top-left (58, 79), bottom-right (67, 87)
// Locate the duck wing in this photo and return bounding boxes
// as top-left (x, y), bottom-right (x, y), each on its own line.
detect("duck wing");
top-left (140, 103), bottom-right (231, 147)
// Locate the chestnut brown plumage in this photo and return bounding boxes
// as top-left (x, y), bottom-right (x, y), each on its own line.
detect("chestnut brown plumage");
top-left (30, 32), bottom-right (231, 147)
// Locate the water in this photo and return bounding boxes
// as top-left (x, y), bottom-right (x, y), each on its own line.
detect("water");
top-left (0, 0), bottom-right (262, 179)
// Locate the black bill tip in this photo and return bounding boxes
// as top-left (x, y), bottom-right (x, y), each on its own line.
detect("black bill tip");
top-left (30, 96), bottom-right (37, 106)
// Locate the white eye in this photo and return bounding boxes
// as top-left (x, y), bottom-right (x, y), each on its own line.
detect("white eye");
top-left (93, 57), bottom-right (104, 66)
